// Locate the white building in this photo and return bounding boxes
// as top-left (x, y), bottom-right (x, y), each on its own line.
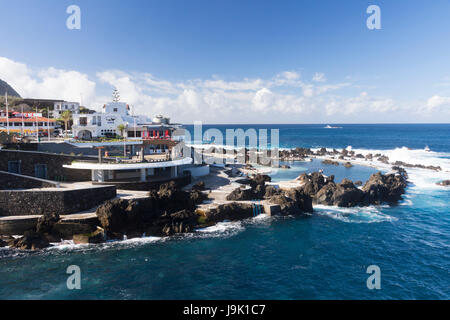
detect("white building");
top-left (64, 91), bottom-right (210, 186)
top-left (0, 112), bottom-right (56, 136)
top-left (72, 101), bottom-right (146, 140)
top-left (71, 93), bottom-right (178, 142)
top-left (52, 101), bottom-right (80, 118)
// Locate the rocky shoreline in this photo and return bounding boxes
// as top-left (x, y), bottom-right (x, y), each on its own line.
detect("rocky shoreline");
top-left (6, 143), bottom-right (447, 252)
top-left (279, 147), bottom-right (442, 171)
top-left (0, 162), bottom-right (410, 250)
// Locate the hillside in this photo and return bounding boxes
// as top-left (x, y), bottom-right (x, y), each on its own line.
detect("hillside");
top-left (0, 79), bottom-right (21, 98)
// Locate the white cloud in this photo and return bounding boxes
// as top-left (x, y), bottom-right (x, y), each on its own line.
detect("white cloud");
top-left (424, 95), bottom-right (450, 113)
top-left (312, 72), bottom-right (327, 82)
top-left (0, 57), bottom-right (96, 103)
top-left (325, 92), bottom-right (397, 115)
top-left (2, 56), bottom-right (444, 123)
top-left (252, 88), bottom-right (273, 112)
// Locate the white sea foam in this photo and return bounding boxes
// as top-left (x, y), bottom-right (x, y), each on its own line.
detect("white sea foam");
top-left (314, 204), bottom-right (397, 224)
top-left (44, 235), bottom-right (165, 253)
top-left (313, 146), bottom-right (450, 191)
top-left (345, 146), bottom-right (450, 172)
top-left (119, 236), bottom-right (162, 244)
top-left (195, 221), bottom-right (245, 238)
top-left (360, 148), bottom-right (450, 190)
top-left (195, 214), bottom-right (272, 238)
top-left (197, 221), bottom-right (241, 232)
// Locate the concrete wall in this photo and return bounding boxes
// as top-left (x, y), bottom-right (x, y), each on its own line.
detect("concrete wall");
top-left (0, 216), bottom-right (38, 235)
top-left (182, 165), bottom-right (210, 178)
top-left (0, 170), bottom-right (59, 190)
top-left (0, 185), bottom-right (116, 216)
top-left (0, 149), bottom-right (93, 182)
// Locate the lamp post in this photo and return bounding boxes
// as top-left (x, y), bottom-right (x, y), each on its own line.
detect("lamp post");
top-left (47, 107), bottom-right (50, 141)
top-left (5, 92), bottom-right (9, 135)
top-left (132, 105), bottom-right (137, 139)
top-left (36, 106), bottom-right (40, 143)
top-left (95, 146), bottom-right (104, 163)
top-left (21, 104), bottom-right (24, 136)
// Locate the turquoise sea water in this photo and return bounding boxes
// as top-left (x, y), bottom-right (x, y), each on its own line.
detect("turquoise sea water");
top-left (0, 124), bottom-right (449, 299)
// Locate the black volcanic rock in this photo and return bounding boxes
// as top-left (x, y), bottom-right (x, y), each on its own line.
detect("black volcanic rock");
top-left (361, 172), bottom-right (407, 205)
top-left (377, 155), bottom-right (390, 164)
top-left (268, 195), bottom-right (298, 215)
top-left (73, 228), bottom-right (105, 244)
top-left (96, 198), bottom-right (132, 234)
top-left (299, 171), bottom-right (408, 208)
top-left (203, 202), bottom-right (254, 223)
top-left (331, 179), bottom-right (365, 207)
top-left (190, 189), bottom-right (208, 205)
top-left (436, 180), bottom-right (450, 186)
top-left (266, 187), bottom-right (313, 216)
top-left (146, 209), bottom-right (198, 236)
top-left (264, 185), bottom-right (281, 198)
top-left (36, 212), bottom-right (60, 234)
top-left (314, 182), bottom-right (337, 206)
top-left (284, 187), bottom-right (313, 213)
top-left (95, 181), bottom-right (208, 237)
top-left (301, 172), bottom-right (328, 196)
top-left (192, 181), bottom-right (206, 191)
top-left (344, 162), bottom-right (353, 168)
top-left (226, 174), bottom-right (271, 201)
top-left (8, 230), bottom-right (50, 250)
top-left (322, 159), bottom-right (339, 166)
top-left (226, 187), bottom-right (254, 201)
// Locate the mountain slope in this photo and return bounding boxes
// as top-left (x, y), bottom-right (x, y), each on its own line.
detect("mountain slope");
top-left (0, 79), bottom-right (21, 98)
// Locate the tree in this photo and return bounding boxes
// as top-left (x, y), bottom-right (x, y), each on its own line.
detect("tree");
top-left (117, 123), bottom-right (128, 157)
top-left (59, 110), bottom-right (72, 137)
top-left (117, 123), bottom-right (127, 138)
top-left (0, 131), bottom-right (19, 145)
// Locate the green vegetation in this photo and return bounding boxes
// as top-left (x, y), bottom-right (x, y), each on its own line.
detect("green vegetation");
top-left (72, 136), bottom-right (137, 143)
top-left (58, 110), bottom-right (72, 136)
top-left (117, 124), bottom-right (127, 137)
top-left (0, 132), bottom-right (20, 144)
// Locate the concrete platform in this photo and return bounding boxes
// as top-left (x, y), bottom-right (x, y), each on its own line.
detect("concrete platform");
top-left (0, 215), bottom-right (40, 235)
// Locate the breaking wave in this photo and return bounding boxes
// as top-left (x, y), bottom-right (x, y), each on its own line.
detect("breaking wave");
top-left (314, 204), bottom-right (397, 224)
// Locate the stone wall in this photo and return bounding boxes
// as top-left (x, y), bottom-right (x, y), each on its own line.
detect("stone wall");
top-left (0, 171), bottom-right (58, 190)
top-left (0, 150), bottom-right (93, 182)
top-left (0, 185), bottom-right (116, 216)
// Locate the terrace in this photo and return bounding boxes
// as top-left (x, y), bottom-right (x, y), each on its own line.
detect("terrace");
top-left (63, 156), bottom-right (193, 183)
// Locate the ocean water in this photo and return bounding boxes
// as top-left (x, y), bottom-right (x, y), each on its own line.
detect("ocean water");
top-left (0, 124), bottom-right (449, 299)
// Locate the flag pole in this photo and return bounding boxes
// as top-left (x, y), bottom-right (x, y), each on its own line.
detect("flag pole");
top-left (47, 107), bottom-right (50, 141)
top-left (21, 104), bottom-right (24, 136)
top-left (36, 105), bottom-right (40, 142)
top-left (133, 105), bottom-right (136, 138)
top-left (5, 92), bottom-right (9, 135)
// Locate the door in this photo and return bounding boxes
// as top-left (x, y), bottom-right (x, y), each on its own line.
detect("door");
top-left (35, 164), bottom-right (47, 179)
top-left (8, 161), bottom-right (21, 174)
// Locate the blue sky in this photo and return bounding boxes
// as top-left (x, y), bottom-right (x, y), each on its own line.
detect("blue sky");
top-left (1, 0), bottom-right (450, 123)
